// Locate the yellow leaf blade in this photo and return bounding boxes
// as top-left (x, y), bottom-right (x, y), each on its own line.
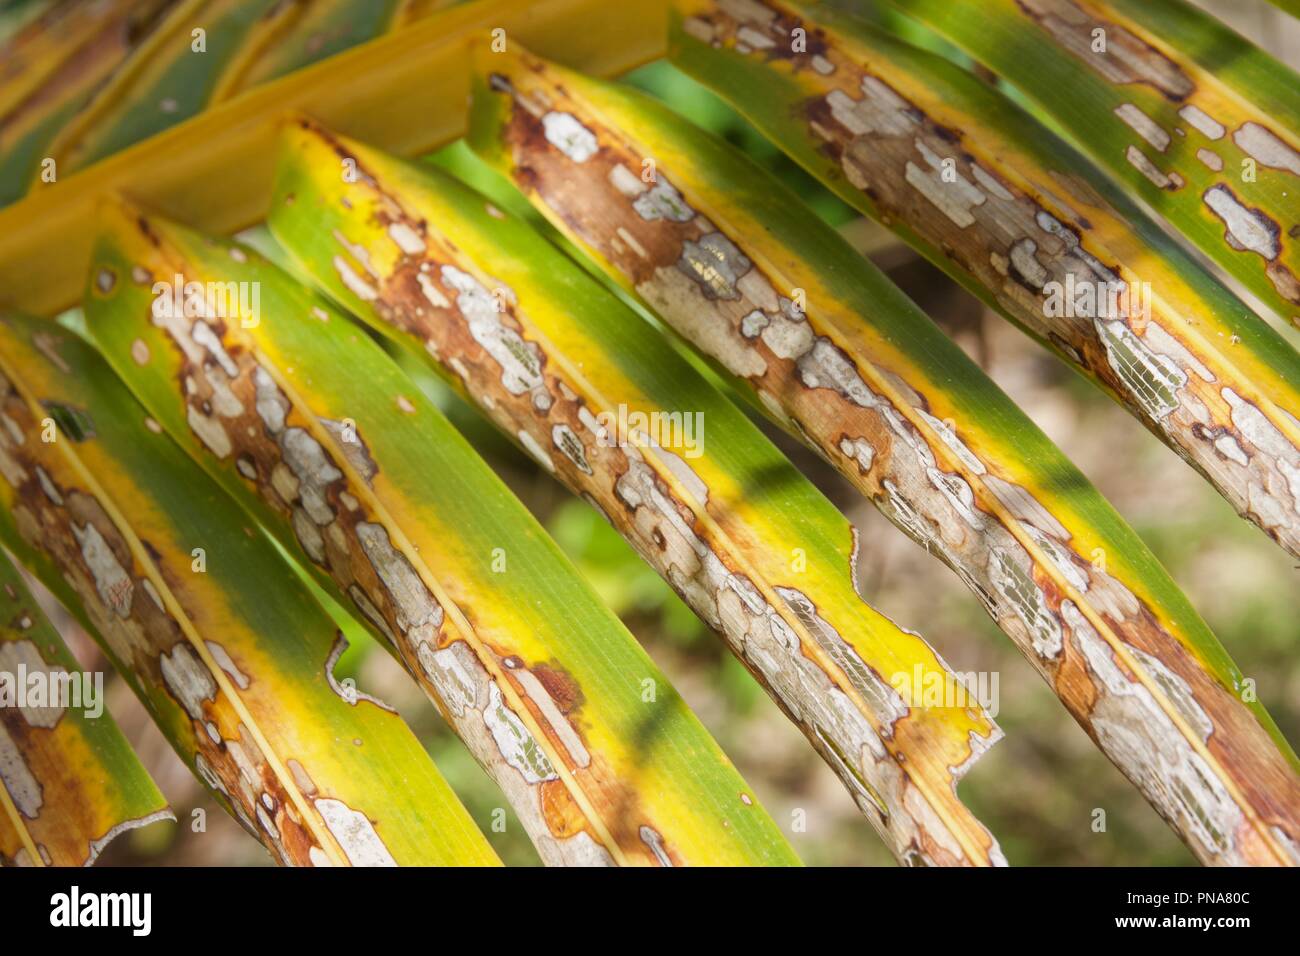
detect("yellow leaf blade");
top-left (0, 547), bottom-right (173, 866)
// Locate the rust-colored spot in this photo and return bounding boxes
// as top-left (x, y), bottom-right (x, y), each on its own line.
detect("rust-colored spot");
top-left (538, 777), bottom-right (589, 839)
top-left (532, 662), bottom-right (584, 715)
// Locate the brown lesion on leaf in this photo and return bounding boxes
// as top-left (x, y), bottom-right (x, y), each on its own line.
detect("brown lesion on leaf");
top-left (0, 371), bottom-right (322, 866)
top-left (0, 677), bottom-right (49, 821)
top-left (1233, 122), bottom-right (1300, 179)
top-left (482, 21), bottom-right (1300, 862)
top-left (1002, 2), bottom-right (1300, 310)
top-left (530, 662), bottom-right (584, 714)
top-left (1011, 0), bottom-right (1193, 101)
top-left (120, 214), bottom-right (642, 865)
top-left (1058, 596), bottom-right (1300, 864)
top-left (1201, 183), bottom-right (1300, 307)
top-left (334, 238), bottom-right (676, 861)
top-left (140, 301), bottom-right (430, 686)
top-left (691, 0), bottom-right (1300, 569)
top-left (0, 662), bottom-right (145, 864)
